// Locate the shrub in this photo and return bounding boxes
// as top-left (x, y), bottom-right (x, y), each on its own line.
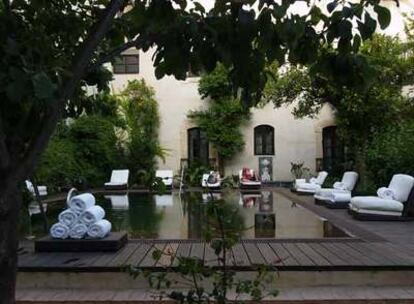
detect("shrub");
top-left (36, 136), bottom-right (83, 192)
top-left (366, 120), bottom-right (414, 188)
top-left (67, 115), bottom-right (124, 187)
top-left (36, 115), bottom-right (124, 191)
top-left (120, 80), bottom-right (164, 184)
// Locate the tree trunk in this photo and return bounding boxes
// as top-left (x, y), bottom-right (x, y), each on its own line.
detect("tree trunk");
top-left (355, 141), bottom-right (369, 192)
top-left (0, 183), bottom-right (22, 304)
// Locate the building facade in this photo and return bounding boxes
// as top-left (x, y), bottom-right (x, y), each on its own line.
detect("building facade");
top-left (109, 0), bottom-right (413, 183)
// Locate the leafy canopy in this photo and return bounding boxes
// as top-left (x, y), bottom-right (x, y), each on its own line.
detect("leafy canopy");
top-left (264, 33), bottom-right (414, 187)
top-left (0, 0), bottom-right (396, 182)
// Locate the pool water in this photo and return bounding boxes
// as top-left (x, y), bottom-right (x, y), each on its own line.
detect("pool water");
top-left (21, 190), bottom-right (350, 240)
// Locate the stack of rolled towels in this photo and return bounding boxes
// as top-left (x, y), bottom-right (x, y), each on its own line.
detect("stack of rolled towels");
top-left (50, 193), bottom-right (112, 239)
top-left (377, 187), bottom-right (396, 200)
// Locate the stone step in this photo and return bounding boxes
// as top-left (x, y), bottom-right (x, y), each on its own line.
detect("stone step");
top-left (16, 286), bottom-right (414, 303)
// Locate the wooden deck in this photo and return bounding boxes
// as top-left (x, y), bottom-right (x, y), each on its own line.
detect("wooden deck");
top-left (17, 238), bottom-right (414, 272)
top-left (18, 188), bottom-right (414, 272)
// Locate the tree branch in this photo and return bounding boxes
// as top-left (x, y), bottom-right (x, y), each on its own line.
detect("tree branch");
top-left (11, 0), bottom-right (127, 182)
top-left (89, 34), bottom-right (153, 72)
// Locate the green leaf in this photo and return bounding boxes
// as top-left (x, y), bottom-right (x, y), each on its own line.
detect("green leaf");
top-left (32, 72), bottom-right (56, 101)
top-left (192, 1), bottom-right (205, 14)
top-left (374, 5), bottom-right (391, 30)
top-left (357, 13), bottom-right (377, 40)
top-left (327, 0), bottom-right (338, 13)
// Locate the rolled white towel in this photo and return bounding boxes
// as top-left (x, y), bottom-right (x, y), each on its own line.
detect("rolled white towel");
top-left (68, 193), bottom-right (95, 214)
top-left (377, 187), bottom-right (396, 200)
top-left (58, 209), bottom-right (79, 227)
top-left (87, 219), bottom-right (112, 238)
top-left (333, 182), bottom-right (347, 190)
top-left (69, 222), bottom-right (88, 239)
top-left (50, 222), bottom-right (70, 239)
top-left (79, 205), bottom-right (105, 226)
top-left (310, 177), bottom-right (317, 184)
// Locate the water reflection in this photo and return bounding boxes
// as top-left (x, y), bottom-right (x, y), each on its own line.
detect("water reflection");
top-left (20, 190), bottom-right (350, 240)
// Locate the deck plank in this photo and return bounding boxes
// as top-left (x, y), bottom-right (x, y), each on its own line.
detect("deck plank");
top-left (319, 243), bottom-right (359, 266)
top-left (243, 243), bottom-right (265, 265)
top-left (140, 243), bottom-right (167, 267)
top-left (107, 243), bottom-right (141, 267)
top-left (172, 243), bottom-right (192, 267)
top-left (268, 243), bottom-right (299, 266)
top-left (156, 243), bottom-right (179, 267)
top-left (282, 243), bottom-right (314, 266)
top-left (126, 242), bottom-right (152, 267)
top-left (231, 243), bottom-right (250, 267)
top-left (256, 243), bottom-right (282, 266)
top-left (333, 243), bottom-right (377, 266)
top-left (189, 242), bottom-right (205, 261)
top-left (307, 243), bottom-right (348, 266)
top-left (367, 243), bottom-right (414, 265)
top-left (347, 242), bottom-right (397, 266)
top-left (295, 243), bottom-right (331, 266)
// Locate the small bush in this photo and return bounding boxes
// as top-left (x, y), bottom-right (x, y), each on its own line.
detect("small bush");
top-left (366, 120), bottom-right (414, 188)
top-left (36, 137), bottom-right (83, 192)
top-left (36, 115), bottom-right (124, 191)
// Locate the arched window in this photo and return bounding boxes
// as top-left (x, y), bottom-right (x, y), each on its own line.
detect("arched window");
top-left (254, 125), bottom-right (274, 155)
top-left (188, 128), bottom-right (209, 166)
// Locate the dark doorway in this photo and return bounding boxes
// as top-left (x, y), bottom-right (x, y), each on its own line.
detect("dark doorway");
top-left (322, 126), bottom-right (344, 173)
top-left (188, 128), bottom-right (209, 166)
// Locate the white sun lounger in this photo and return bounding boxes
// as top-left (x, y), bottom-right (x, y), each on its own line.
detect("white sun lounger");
top-left (105, 194), bottom-right (129, 210)
top-left (104, 169), bottom-right (129, 190)
top-left (294, 171), bottom-right (328, 194)
top-left (314, 171), bottom-right (359, 208)
top-left (28, 201), bottom-right (48, 216)
top-left (201, 171), bottom-right (221, 189)
top-left (349, 174), bottom-right (414, 220)
top-left (26, 180), bottom-right (48, 196)
top-left (239, 169), bottom-right (261, 191)
top-left (156, 170), bottom-right (174, 188)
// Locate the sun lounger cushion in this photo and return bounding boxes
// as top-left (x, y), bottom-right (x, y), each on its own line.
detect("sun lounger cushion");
top-left (350, 196), bottom-right (404, 212)
top-left (295, 171), bottom-right (327, 189)
top-left (314, 171), bottom-right (358, 202)
top-left (105, 170), bottom-right (129, 188)
top-left (350, 174), bottom-right (414, 215)
top-left (202, 172), bottom-right (221, 188)
top-left (239, 169), bottom-right (261, 186)
top-left (388, 174), bottom-right (414, 203)
top-left (26, 180), bottom-right (48, 196)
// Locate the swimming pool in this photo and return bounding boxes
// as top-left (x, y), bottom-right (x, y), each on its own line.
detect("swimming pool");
top-left (22, 190), bottom-right (350, 240)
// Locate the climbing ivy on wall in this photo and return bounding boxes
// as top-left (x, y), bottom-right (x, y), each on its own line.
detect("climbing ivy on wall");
top-left (189, 64), bottom-right (251, 167)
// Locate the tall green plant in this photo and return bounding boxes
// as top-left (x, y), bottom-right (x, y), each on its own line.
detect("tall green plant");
top-left (189, 65), bottom-right (251, 172)
top-left (366, 120), bottom-right (414, 188)
top-left (121, 80), bottom-right (165, 184)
